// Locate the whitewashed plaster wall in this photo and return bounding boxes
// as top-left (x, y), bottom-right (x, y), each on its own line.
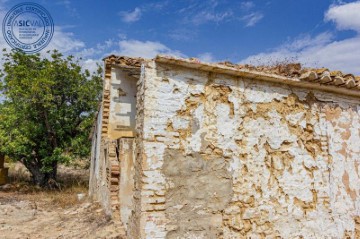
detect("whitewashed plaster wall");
top-left (135, 61), bottom-right (360, 239)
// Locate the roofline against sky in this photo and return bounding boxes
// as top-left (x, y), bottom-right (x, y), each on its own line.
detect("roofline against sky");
top-left (102, 54), bottom-right (360, 99)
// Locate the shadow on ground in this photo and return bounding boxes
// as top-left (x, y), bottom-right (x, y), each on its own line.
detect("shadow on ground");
top-left (0, 162), bottom-right (125, 239)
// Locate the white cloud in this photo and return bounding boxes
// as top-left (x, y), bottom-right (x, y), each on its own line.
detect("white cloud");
top-left (81, 59), bottom-right (101, 74)
top-left (325, 1), bottom-right (360, 31)
top-left (284, 32), bottom-right (334, 51)
top-left (118, 2), bottom-right (169, 24)
top-left (240, 32), bottom-right (333, 64)
top-left (181, 0), bottom-right (234, 25)
top-left (241, 32), bottom-right (360, 75)
top-left (240, 1), bottom-right (254, 11)
top-left (168, 28), bottom-right (196, 41)
top-left (56, 0), bottom-right (79, 18)
top-left (241, 12), bottom-right (264, 27)
top-left (118, 33), bottom-right (127, 40)
top-left (240, 1), bottom-right (360, 75)
top-left (239, 1), bottom-right (263, 27)
top-left (77, 39), bottom-right (115, 58)
top-left (44, 28), bottom-right (85, 53)
top-left (75, 39), bottom-right (186, 72)
top-left (303, 36), bottom-right (360, 73)
top-left (119, 8), bottom-right (142, 23)
top-left (190, 10), bottom-right (233, 25)
top-left (197, 52), bottom-right (216, 62)
top-left (176, 1), bottom-right (263, 27)
top-left (117, 40), bottom-right (185, 58)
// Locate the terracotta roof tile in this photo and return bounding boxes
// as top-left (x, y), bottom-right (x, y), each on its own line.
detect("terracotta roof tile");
top-left (104, 54), bottom-right (360, 94)
top-left (157, 55), bottom-right (360, 94)
top-left (103, 55), bottom-right (144, 68)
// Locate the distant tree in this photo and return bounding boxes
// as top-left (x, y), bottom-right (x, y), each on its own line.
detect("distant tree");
top-left (0, 49), bottom-right (102, 187)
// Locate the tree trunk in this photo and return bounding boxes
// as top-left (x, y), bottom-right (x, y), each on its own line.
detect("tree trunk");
top-left (22, 160), bottom-right (58, 188)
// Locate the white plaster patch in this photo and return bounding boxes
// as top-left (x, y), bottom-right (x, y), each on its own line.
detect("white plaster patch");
top-left (244, 82), bottom-right (291, 103)
top-left (216, 103), bottom-right (237, 152)
top-left (172, 117), bottom-right (189, 130)
top-left (143, 142), bottom-right (166, 170)
top-left (286, 112), bottom-right (305, 127)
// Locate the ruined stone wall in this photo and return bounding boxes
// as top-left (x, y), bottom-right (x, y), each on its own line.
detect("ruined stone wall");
top-left (89, 107), bottom-right (104, 190)
top-left (88, 105), bottom-right (111, 213)
top-left (137, 62), bottom-right (360, 238)
top-left (119, 138), bottom-right (136, 230)
top-left (127, 64), bottom-right (146, 238)
top-left (89, 64), bottom-right (139, 220)
top-left (108, 68), bottom-right (137, 139)
top-left (89, 59), bottom-right (112, 213)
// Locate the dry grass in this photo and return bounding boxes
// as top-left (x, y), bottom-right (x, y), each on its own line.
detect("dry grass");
top-left (29, 185), bottom-right (87, 208)
top-left (0, 161), bottom-right (126, 239)
top-left (2, 161), bottom-right (89, 208)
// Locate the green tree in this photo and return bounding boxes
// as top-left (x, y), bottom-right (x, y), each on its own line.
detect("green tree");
top-left (0, 49), bottom-right (102, 187)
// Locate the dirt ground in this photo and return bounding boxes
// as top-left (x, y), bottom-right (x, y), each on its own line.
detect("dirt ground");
top-left (0, 163), bottom-right (125, 239)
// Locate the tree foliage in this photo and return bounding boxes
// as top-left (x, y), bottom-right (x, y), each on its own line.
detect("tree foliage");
top-left (0, 49), bottom-right (102, 187)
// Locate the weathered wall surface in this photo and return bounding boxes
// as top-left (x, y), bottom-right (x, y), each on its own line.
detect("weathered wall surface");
top-left (127, 64), bottom-right (146, 239)
top-left (119, 138), bottom-right (136, 230)
top-left (137, 62), bottom-right (360, 238)
top-left (89, 65), bottom-right (139, 221)
top-left (108, 68), bottom-right (137, 139)
top-left (89, 105), bottom-right (112, 214)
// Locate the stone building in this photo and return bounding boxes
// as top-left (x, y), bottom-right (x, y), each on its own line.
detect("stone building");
top-left (89, 54), bottom-right (360, 238)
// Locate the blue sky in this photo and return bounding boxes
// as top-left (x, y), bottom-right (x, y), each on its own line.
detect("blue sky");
top-left (0, 0), bottom-right (360, 74)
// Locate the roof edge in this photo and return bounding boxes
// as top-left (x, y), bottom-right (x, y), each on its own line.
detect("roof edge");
top-left (103, 55), bottom-right (146, 68)
top-left (155, 55), bottom-right (360, 99)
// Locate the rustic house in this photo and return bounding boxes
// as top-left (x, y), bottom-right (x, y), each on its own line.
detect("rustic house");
top-left (89, 54), bottom-right (360, 238)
